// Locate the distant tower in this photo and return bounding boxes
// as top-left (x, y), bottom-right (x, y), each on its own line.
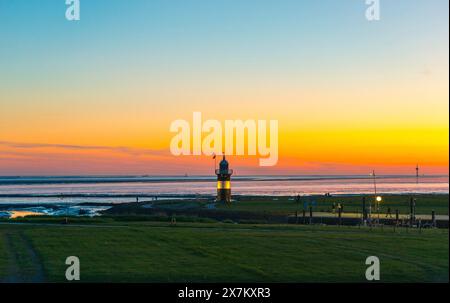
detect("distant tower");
top-left (215, 155), bottom-right (233, 203)
top-left (416, 164), bottom-right (419, 184)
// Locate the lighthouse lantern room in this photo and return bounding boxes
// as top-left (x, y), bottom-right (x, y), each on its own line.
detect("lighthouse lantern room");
top-left (215, 155), bottom-right (233, 203)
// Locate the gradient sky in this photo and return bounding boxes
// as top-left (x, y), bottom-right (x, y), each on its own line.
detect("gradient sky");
top-left (0, 0), bottom-right (448, 175)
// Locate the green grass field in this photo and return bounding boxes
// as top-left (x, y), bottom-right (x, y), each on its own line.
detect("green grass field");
top-left (0, 233), bottom-right (8, 280)
top-left (0, 220), bottom-right (448, 283)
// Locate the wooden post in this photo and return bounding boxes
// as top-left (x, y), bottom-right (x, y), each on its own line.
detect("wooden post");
top-left (309, 206), bottom-right (313, 224)
top-left (362, 196), bottom-right (367, 223)
top-left (338, 207), bottom-right (342, 226)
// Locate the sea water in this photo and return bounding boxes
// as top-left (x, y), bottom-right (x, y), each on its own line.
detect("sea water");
top-left (0, 175), bottom-right (447, 202)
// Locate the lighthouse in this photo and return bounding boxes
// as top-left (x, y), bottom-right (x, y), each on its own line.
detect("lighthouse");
top-left (215, 155), bottom-right (233, 203)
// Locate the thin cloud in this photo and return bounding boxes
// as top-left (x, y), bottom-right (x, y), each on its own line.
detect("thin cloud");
top-left (0, 141), bottom-right (169, 157)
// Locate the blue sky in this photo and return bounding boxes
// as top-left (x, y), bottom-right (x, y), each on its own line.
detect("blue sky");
top-left (1, 0), bottom-right (448, 79)
top-left (0, 0), bottom-right (448, 175)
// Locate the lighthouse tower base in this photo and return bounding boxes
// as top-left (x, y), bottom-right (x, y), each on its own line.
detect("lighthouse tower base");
top-left (217, 188), bottom-right (231, 203)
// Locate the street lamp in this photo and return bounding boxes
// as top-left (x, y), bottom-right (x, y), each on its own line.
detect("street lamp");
top-left (376, 196), bottom-right (382, 222)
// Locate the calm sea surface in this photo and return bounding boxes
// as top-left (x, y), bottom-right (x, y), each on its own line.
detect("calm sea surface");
top-left (0, 175), bottom-right (448, 205)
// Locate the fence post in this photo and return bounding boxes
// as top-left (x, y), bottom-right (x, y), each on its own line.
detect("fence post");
top-left (409, 197), bottom-right (414, 227)
top-left (362, 196), bottom-right (367, 226)
top-left (338, 208), bottom-right (342, 226)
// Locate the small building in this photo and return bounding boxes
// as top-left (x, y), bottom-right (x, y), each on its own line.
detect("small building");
top-left (215, 155), bottom-right (233, 203)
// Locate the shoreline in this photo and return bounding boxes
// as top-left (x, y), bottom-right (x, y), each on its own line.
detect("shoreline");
top-left (0, 192), bottom-right (448, 200)
top-left (0, 174), bottom-right (448, 186)
top-left (1, 194), bottom-right (447, 223)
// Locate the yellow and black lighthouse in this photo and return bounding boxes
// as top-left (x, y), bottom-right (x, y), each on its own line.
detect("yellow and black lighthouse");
top-left (215, 155), bottom-right (233, 203)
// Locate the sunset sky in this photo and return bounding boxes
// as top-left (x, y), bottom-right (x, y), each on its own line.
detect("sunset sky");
top-left (0, 0), bottom-right (448, 175)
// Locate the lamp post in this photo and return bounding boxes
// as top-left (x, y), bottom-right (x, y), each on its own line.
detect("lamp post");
top-left (295, 194), bottom-right (301, 224)
top-left (369, 170), bottom-right (377, 224)
top-left (376, 195), bottom-right (382, 222)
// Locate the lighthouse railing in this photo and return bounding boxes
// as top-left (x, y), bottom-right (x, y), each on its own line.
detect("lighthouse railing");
top-left (215, 169), bottom-right (233, 175)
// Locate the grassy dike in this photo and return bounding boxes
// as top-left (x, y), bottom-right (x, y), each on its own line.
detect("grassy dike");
top-left (100, 194), bottom-right (449, 224)
top-left (103, 194), bottom-right (449, 216)
top-left (217, 194), bottom-right (449, 216)
top-left (0, 221), bottom-right (448, 283)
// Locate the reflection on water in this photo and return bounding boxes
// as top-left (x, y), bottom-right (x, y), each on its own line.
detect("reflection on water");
top-left (8, 211), bottom-right (43, 219)
top-left (0, 205), bottom-right (112, 218)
